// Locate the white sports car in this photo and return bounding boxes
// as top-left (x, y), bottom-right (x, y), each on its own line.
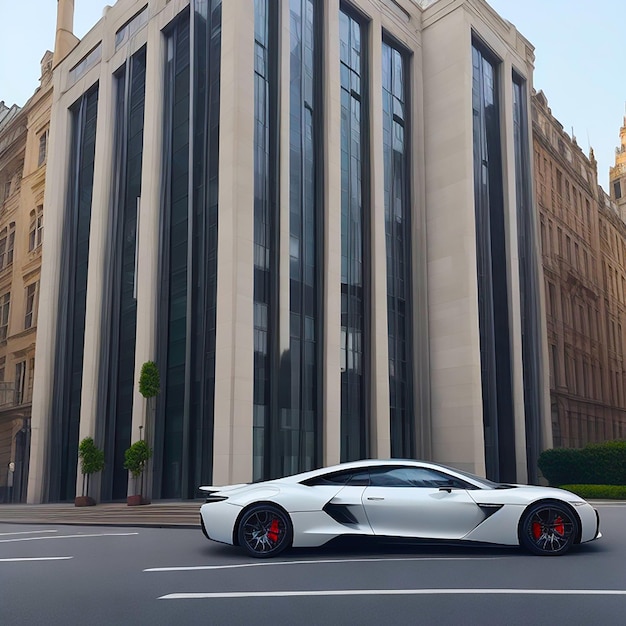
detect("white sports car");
top-left (199, 459), bottom-right (601, 558)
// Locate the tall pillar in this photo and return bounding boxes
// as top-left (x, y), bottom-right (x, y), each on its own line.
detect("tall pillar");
top-left (53, 0), bottom-right (79, 67)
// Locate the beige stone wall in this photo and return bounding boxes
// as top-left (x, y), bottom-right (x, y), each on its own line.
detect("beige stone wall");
top-left (421, 0), bottom-right (549, 478)
top-left (29, 0), bottom-right (546, 500)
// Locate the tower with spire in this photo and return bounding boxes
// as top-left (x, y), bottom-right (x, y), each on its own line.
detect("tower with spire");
top-left (609, 113), bottom-right (626, 213)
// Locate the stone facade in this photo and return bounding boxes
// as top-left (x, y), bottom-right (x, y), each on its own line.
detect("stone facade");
top-left (27, 0), bottom-right (549, 503)
top-left (0, 53), bottom-right (53, 502)
top-left (534, 91), bottom-right (626, 448)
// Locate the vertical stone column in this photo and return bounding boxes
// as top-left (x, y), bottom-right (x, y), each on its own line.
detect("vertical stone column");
top-left (212, 0), bottom-right (255, 485)
top-left (27, 78), bottom-right (72, 503)
top-left (53, 0), bottom-right (78, 67)
top-left (131, 17), bottom-right (166, 496)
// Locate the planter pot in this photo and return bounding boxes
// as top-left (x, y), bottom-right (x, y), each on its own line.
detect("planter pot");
top-left (75, 496), bottom-right (96, 507)
top-left (127, 495), bottom-right (144, 506)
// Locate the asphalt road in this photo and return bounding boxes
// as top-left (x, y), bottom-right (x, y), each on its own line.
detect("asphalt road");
top-left (1, 504), bottom-right (625, 625)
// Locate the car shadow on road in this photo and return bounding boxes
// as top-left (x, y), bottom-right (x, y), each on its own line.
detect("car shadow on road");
top-left (199, 534), bottom-right (609, 562)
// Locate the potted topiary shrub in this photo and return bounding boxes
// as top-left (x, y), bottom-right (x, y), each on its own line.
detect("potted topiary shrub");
top-left (136, 360), bottom-right (160, 504)
top-left (124, 439), bottom-right (153, 506)
top-left (75, 436), bottom-right (105, 507)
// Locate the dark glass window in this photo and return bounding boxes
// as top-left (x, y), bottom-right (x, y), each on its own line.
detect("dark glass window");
top-left (382, 39), bottom-right (414, 458)
top-left (614, 181), bottom-right (622, 200)
top-left (472, 39), bottom-right (515, 482)
top-left (368, 466), bottom-right (467, 488)
top-left (340, 7), bottom-right (369, 461)
top-left (303, 468), bottom-right (370, 486)
top-left (253, 0), bottom-right (281, 480)
top-left (50, 85), bottom-right (99, 501)
top-left (512, 75), bottom-right (542, 483)
top-left (156, 4), bottom-right (221, 499)
top-left (275, 0), bottom-right (322, 478)
top-left (101, 46), bottom-right (146, 501)
top-left (159, 16), bottom-right (191, 500)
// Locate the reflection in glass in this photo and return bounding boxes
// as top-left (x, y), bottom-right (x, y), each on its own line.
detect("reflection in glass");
top-left (50, 86), bottom-right (99, 501)
top-left (279, 0), bottom-right (322, 477)
top-left (382, 41), bottom-right (414, 458)
top-left (471, 40), bottom-right (515, 482)
top-left (513, 75), bottom-right (542, 482)
top-left (340, 9), bottom-right (368, 461)
top-left (103, 47), bottom-right (147, 500)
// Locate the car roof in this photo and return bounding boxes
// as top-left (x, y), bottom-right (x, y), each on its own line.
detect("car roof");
top-left (279, 458), bottom-right (482, 485)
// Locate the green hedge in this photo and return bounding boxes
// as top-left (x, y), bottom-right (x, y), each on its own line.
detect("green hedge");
top-left (538, 440), bottom-right (626, 486)
top-left (559, 484), bottom-right (626, 500)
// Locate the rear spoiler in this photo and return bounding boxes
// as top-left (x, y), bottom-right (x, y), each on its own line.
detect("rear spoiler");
top-left (198, 483), bottom-right (248, 495)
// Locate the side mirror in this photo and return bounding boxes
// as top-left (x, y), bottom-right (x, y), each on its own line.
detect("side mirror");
top-left (437, 480), bottom-right (455, 493)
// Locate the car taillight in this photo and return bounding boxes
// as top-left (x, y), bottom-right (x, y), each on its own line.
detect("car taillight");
top-left (204, 495), bottom-right (228, 503)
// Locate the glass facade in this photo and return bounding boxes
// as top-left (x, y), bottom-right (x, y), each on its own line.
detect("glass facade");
top-left (50, 86), bottom-right (99, 501)
top-left (253, 0), bottom-right (278, 480)
top-left (471, 40), bottom-right (515, 482)
top-left (186, 0), bottom-right (221, 497)
top-left (382, 40), bottom-right (414, 458)
top-left (156, 3), bottom-right (221, 499)
top-left (340, 7), bottom-right (369, 461)
top-left (513, 75), bottom-right (542, 482)
top-left (101, 47), bottom-right (147, 501)
top-left (159, 15), bottom-right (191, 499)
top-left (279, 0), bottom-right (322, 477)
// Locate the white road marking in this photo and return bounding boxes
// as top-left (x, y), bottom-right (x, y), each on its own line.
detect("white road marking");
top-left (145, 556), bottom-right (503, 572)
top-left (0, 532), bottom-right (138, 544)
top-left (159, 588), bottom-right (626, 600)
top-left (0, 557), bottom-right (73, 562)
top-left (0, 530), bottom-right (58, 537)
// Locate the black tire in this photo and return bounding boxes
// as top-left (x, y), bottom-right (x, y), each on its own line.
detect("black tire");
top-left (237, 504), bottom-right (293, 558)
top-left (519, 501), bottom-right (578, 556)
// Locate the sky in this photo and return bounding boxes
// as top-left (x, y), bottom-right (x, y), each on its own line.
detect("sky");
top-left (0, 0), bottom-right (623, 190)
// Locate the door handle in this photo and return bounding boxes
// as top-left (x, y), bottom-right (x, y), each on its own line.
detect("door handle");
top-left (367, 497), bottom-right (385, 501)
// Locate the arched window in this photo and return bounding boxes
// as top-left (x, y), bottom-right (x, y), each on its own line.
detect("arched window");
top-left (29, 206), bottom-right (43, 251)
top-left (0, 228), bottom-right (7, 270)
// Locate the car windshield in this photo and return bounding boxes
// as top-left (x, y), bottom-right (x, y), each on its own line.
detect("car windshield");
top-left (435, 464), bottom-right (502, 489)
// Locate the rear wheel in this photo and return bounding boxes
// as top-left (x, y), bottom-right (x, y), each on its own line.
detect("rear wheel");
top-left (520, 502), bottom-right (578, 556)
top-left (237, 504), bottom-right (292, 558)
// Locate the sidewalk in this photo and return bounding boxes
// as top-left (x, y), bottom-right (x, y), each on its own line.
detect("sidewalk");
top-left (0, 501), bottom-right (201, 528)
top-left (0, 499), bottom-right (622, 530)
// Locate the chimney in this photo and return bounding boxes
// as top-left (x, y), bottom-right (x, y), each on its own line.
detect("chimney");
top-left (53, 0), bottom-right (80, 67)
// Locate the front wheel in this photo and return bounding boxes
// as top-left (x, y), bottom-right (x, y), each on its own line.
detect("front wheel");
top-left (237, 504), bottom-right (293, 558)
top-left (520, 502), bottom-right (578, 556)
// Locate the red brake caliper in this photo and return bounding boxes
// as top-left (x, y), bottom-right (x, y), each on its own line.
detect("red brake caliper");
top-left (532, 522), bottom-right (542, 539)
top-left (268, 519), bottom-right (280, 543)
top-left (554, 516), bottom-right (565, 536)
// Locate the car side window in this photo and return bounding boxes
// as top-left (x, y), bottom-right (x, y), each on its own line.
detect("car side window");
top-left (368, 467), bottom-right (468, 488)
top-left (302, 469), bottom-right (370, 486)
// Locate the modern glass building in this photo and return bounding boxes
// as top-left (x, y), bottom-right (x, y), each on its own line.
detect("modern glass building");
top-left (28, 0), bottom-right (550, 502)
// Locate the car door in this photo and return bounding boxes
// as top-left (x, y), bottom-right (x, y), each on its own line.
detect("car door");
top-left (302, 468), bottom-right (373, 534)
top-left (361, 466), bottom-right (485, 540)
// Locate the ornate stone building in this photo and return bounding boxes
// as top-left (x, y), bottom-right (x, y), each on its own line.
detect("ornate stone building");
top-left (534, 91), bottom-right (626, 449)
top-left (0, 1), bottom-right (78, 503)
top-left (0, 59), bottom-right (51, 502)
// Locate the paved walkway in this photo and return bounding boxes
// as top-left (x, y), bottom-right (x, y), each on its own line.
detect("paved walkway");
top-left (0, 502), bottom-right (201, 528)
top-left (0, 499), bottom-right (622, 529)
